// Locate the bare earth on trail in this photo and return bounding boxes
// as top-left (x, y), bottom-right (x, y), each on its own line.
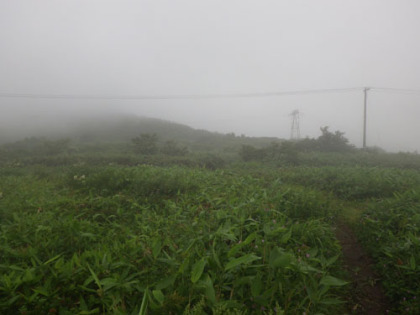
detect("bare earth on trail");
top-left (334, 221), bottom-right (390, 314)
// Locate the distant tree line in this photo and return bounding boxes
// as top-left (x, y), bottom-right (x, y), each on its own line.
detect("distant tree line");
top-left (131, 133), bottom-right (189, 156)
top-left (239, 127), bottom-right (355, 163)
top-left (131, 133), bottom-right (227, 169)
top-left (0, 137), bottom-right (73, 157)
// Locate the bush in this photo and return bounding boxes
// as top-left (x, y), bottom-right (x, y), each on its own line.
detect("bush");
top-left (161, 140), bottom-right (189, 156)
top-left (132, 133), bottom-right (159, 155)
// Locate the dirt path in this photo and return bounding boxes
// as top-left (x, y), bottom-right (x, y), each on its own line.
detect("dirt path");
top-left (334, 220), bottom-right (390, 314)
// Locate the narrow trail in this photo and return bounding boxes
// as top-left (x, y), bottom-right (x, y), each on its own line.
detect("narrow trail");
top-left (334, 220), bottom-right (390, 314)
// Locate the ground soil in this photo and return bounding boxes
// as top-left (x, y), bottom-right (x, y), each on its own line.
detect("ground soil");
top-left (334, 220), bottom-right (391, 314)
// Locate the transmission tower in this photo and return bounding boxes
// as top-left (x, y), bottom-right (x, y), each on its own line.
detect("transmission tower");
top-left (290, 109), bottom-right (301, 140)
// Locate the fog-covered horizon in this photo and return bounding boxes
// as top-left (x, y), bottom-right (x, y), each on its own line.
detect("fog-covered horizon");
top-left (1, 1), bottom-right (420, 152)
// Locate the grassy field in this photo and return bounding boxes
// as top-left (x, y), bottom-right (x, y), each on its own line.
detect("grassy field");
top-left (1, 141), bottom-right (419, 314)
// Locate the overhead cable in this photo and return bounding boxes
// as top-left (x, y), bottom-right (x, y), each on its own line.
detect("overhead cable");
top-left (1, 87), bottom-right (420, 100)
top-left (370, 87), bottom-right (420, 95)
top-left (0, 87), bottom-right (363, 100)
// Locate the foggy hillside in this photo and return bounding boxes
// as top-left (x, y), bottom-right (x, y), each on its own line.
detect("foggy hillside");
top-left (0, 114), bottom-right (282, 152)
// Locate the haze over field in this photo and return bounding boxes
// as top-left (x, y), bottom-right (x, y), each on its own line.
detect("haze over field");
top-left (2, 3), bottom-right (420, 313)
top-left (1, 0), bottom-right (420, 151)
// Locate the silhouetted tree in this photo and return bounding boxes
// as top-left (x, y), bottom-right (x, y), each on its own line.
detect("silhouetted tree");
top-left (317, 126), bottom-right (353, 152)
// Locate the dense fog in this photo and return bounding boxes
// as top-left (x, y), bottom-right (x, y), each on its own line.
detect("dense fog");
top-left (1, 0), bottom-right (420, 151)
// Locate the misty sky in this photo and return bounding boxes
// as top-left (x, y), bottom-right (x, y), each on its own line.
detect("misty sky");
top-left (1, 0), bottom-right (420, 151)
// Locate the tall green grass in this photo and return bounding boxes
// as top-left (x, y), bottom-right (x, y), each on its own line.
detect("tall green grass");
top-left (0, 165), bottom-right (346, 314)
top-left (356, 190), bottom-right (420, 314)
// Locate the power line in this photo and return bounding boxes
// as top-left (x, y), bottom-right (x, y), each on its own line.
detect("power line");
top-left (370, 87), bottom-right (420, 95)
top-left (1, 87), bottom-right (420, 101)
top-left (0, 87), bottom-right (363, 101)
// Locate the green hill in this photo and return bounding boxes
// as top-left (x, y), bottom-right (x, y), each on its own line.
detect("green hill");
top-left (1, 114), bottom-right (283, 154)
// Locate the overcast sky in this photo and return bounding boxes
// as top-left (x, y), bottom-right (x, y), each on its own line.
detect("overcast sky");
top-left (1, 0), bottom-right (420, 151)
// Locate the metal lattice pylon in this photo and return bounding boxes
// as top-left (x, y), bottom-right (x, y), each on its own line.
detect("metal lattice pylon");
top-left (290, 109), bottom-right (301, 140)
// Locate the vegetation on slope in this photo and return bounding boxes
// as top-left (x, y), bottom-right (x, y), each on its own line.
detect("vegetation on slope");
top-left (1, 117), bottom-right (420, 314)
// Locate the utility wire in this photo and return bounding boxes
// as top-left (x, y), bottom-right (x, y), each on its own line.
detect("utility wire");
top-left (370, 87), bottom-right (420, 95)
top-left (1, 87), bottom-right (420, 100)
top-left (0, 87), bottom-right (363, 101)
